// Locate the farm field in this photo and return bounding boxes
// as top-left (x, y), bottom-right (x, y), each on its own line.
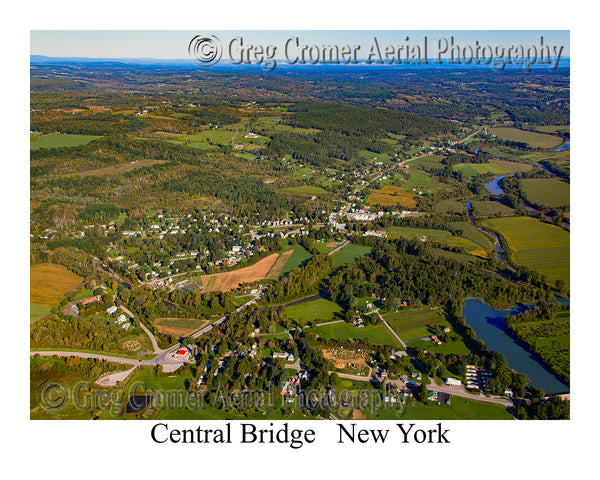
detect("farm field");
top-left (408, 337), bottom-right (471, 355)
top-left (285, 298), bottom-right (342, 324)
top-left (481, 216), bottom-right (570, 286)
top-left (197, 254), bottom-right (281, 293)
top-left (449, 221), bottom-right (495, 251)
top-left (68, 159), bottom-right (168, 177)
top-left (313, 322), bottom-right (401, 346)
top-left (154, 317), bottom-right (208, 337)
top-left (332, 244), bottom-right (373, 267)
top-left (453, 162), bottom-right (510, 178)
top-left (274, 244), bottom-right (313, 278)
top-left (386, 226), bottom-right (487, 257)
top-left (30, 263), bottom-right (83, 306)
top-left (434, 198), bottom-right (467, 214)
top-left (405, 154), bottom-right (444, 168)
top-left (383, 308), bottom-right (445, 336)
top-left (519, 177), bottom-right (570, 207)
top-left (359, 150), bottom-right (394, 163)
top-left (535, 125), bottom-right (570, 133)
top-left (470, 200), bottom-right (516, 216)
top-left (489, 127), bottom-right (563, 149)
top-left (367, 186), bottom-right (417, 208)
top-left (396, 170), bottom-right (434, 193)
top-left (489, 159), bottom-right (534, 173)
top-left (30, 304), bottom-right (51, 323)
top-left (30, 133), bottom-right (102, 150)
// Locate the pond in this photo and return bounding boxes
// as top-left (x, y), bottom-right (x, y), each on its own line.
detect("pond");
top-left (483, 174), bottom-right (513, 195)
top-left (462, 298), bottom-right (569, 394)
top-left (125, 394), bottom-right (154, 413)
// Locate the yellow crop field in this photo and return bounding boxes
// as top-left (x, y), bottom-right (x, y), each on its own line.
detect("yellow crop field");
top-left (367, 186), bottom-right (417, 208)
top-left (30, 263), bottom-right (83, 306)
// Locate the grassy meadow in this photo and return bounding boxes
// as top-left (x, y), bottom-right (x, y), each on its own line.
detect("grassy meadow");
top-left (520, 177), bottom-right (570, 207)
top-left (313, 322), bottom-right (400, 346)
top-left (30, 133), bottom-right (102, 150)
top-left (482, 217), bottom-right (569, 286)
top-left (489, 127), bottom-right (563, 149)
top-left (285, 298), bottom-right (342, 324)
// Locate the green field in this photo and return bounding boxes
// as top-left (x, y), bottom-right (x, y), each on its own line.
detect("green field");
top-left (313, 241), bottom-right (340, 254)
top-left (314, 322), bottom-right (400, 346)
top-left (372, 397), bottom-right (512, 420)
top-left (520, 177), bottom-right (570, 208)
top-left (359, 150), bottom-right (394, 163)
top-left (278, 244), bottom-right (313, 277)
top-left (383, 308), bottom-right (445, 337)
top-left (408, 337), bottom-right (471, 355)
top-left (30, 133), bottom-right (102, 150)
top-left (535, 125), bottom-right (570, 133)
top-left (470, 200), bottom-right (516, 216)
top-left (285, 298), bottom-right (342, 324)
top-left (482, 216), bottom-right (569, 286)
top-left (510, 311), bottom-right (570, 382)
top-left (30, 304), bottom-right (51, 323)
top-left (453, 162), bottom-right (510, 178)
top-left (406, 154), bottom-right (444, 168)
top-left (449, 221), bottom-right (495, 251)
top-left (434, 199), bottom-right (467, 214)
top-left (154, 317), bottom-right (207, 331)
top-left (387, 226), bottom-right (488, 257)
top-left (489, 127), bottom-right (563, 149)
top-left (398, 169), bottom-right (434, 193)
top-left (490, 159), bottom-right (534, 173)
top-left (332, 244), bottom-right (373, 267)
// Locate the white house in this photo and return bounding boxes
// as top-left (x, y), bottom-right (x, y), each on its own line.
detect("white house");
top-left (445, 378), bottom-right (462, 387)
top-left (116, 313), bottom-right (128, 324)
top-left (106, 306), bottom-right (117, 315)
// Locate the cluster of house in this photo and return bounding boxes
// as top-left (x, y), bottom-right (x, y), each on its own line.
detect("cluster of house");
top-left (430, 327), bottom-right (451, 345)
top-left (273, 352), bottom-right (295, 362)
top-left (428, 390), bottom-right (452, 405)
top-left (280, 370), bottom-right (310, 401)
top-left (445, 377), bottom-right (462, 387)
top-left (364, 230), bottom-right (388, 238)
top-left (466, 364), bottom-right (492, 391)
top-left (106, 305), bottom-right (132, 329)
top-left (62, 294), bottom-right (102, 317)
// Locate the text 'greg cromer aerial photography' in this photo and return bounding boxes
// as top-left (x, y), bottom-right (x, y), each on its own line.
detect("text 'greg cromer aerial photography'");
top-left (30, 30), bottom-right (570, 421)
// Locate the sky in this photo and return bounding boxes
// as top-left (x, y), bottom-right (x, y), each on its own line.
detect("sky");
top-left (30, 30), bottom-right (569, 59)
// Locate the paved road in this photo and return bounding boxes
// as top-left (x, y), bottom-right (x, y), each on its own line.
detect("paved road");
top-left (95, 366), bottom-right (138, 386)
top-left (328, 238), bottom-right (352, 256)
top-left (457, 127), bottom-right (485, 144)
top-left (30, 350), bottom-right (143, 365)
top-left (118, 305), bottom-right (163, 354)
top-left (427, 381), bottom-right (514, 407)
top-left (373, 309), bottom-right (408, 350)
top-left (314, 319), bottom-right (345, 327)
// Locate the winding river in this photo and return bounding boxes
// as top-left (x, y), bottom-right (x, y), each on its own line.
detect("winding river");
top-left (462, 298), bottom-right (569, 394)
